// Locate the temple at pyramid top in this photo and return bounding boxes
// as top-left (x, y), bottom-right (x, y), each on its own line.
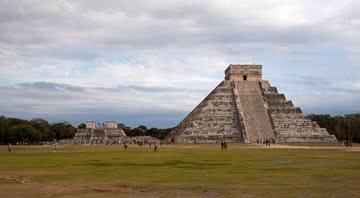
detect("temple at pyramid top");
top-left (225, 64), bottom-right (262, 81)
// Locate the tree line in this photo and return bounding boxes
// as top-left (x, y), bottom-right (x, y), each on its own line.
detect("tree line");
top-left (0, 116), bottom-right (76, 145)
top-left (305, 114), bottom-right (360, 142)
top-left (0, 115), bottom-right (174, 145)
top-left (117, 124), bottom-right (174, 140)
top-left (2, 114), bottom-right (357, 145)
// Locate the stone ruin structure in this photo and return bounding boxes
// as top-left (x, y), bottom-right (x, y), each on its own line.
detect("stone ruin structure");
top-left (73, 121), bottom-right (126, 144)
top-left (165, 64), bottom-right (337, 143)
top-left (72, 121), bottom-right (160, 145)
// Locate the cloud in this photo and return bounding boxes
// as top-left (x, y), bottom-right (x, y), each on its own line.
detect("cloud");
top-left (294, 90), bottom-right (358, 115)
top-left (0, 0), bottom-right (359, 126)
top-left (18, 81), bottom-right (85, 92)
top-left (0, 82), bottom-right (210, 127)
top-left (1, 1), bottom-right (359, 59)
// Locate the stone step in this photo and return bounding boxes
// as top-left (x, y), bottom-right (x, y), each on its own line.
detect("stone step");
top-left (264, 87), bottom-right (278, 93)
top-left (271, 114), bottom-right (305, 120)
top-left (264, 93), bottom-right (286, 100)
top-left (267, 100), bottom-right (294, 107)
top-left (207, 95), bottom-right (234, 100)
top-left (276, 129), bottom-right (330, 136)
top-left (273, 120), bottom-right (319, 127)
top-left (206, 101), bottom-right (235, 106)
top-left (268, 108), bottom-right (302, 114)
top-left (182, 129), bottom-right (240, 136)
top-left (214, 88), bottom-right (233, 93)
top-left (236, 81), bottom-right (275, 142)
top-left (273, 119), bottom-right (315, 124)
top-left (268, 106), bottom-right (301, 111)
top-left (277, 135), bottom-right (338, 143)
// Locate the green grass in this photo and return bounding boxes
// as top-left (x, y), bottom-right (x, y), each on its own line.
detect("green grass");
top-left (0, 144), bottom-right (359, 197)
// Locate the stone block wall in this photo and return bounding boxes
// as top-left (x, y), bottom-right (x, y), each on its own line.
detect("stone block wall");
top-left (225, 64), bottom-right (262, 81)
top-left (165, 81), bottom-right (244, 143)
top-left (259, 80), bottom-right (337, 143)
top-left (73, 128), bottom-right (127, 144)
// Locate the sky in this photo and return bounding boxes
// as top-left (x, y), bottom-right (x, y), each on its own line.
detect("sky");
top-left (0, 0), bottom-right (359, 128)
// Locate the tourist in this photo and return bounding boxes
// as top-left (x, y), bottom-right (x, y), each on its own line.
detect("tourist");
top-left (8, 143), bottom-right (12, 152)
top-left (154, 143), bottom-right (158, 152)
top-left (345, 139), bottom-right (349, 148)
top-left (54, 143), bottom-right (58, 152)
top-left (224, 141), bottom-right (228, 151)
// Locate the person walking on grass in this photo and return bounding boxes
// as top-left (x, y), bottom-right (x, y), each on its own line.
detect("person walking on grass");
top-left (8, 143), bottom-right (12, 152)
top-left (154, 143), bottom-right (158, 152)
top-left (123, 143), bottom-right (128, 150)
top-left (220, 141), bottom-right (225, 151)
top-left (223, 141), bottom-right (228, 151)
top-left (54, 143), bottom-right (58, 152)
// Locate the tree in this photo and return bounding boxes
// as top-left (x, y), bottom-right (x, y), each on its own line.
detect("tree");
top-left (137, 125), bottom-right (148, 131)
top-left (0, 115), bottom-right (7, 144)
top-left (146, 127), bottom-right (174, 139)
top-left (126, 128), bottom-right (145, 137)
top-left (8, 124), bottom-right (40, 144)
top-left (30, 118), bottom-right (53, 141)
top-left (344, 114), bottom-right (360, 142)
top-left (50, 122), bottom-right (76, 140)
top-left (0, 116), bottom-right (78, 144)
top-left (306, 114), bottom-right (360, 142)
top-left (117, 123), bottom-right (127, 129)
top-left (78, 123), bottom-right (86, 129)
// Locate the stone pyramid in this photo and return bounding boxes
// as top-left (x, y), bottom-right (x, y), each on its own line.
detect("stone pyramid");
top-left (166, 64), bottom-right (337, 143)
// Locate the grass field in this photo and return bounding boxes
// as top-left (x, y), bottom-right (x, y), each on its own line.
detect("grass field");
top-left (0, 144), bottom-right (359, 198)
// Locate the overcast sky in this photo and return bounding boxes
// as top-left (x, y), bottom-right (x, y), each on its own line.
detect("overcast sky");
top-left (0, 0), bottom-right (359, 127)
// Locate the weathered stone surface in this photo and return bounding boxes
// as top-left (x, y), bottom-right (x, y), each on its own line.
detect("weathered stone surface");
top-left (73, 121), bottom-right (127, 144)
top-left (73, 128), bottom-right (126, 144)
top-left (165, 64), bottom-right (337, 143)
top-left (259, 80), bottom-right (337, 143)
top-left (235, 81), bottom-right (275, 142)
top-left (55, 136), bottom-right (160, 145)
top-left (165, 81), bottom-right (244, 143)
top-left (72, 121), bottom-right (160, 145)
